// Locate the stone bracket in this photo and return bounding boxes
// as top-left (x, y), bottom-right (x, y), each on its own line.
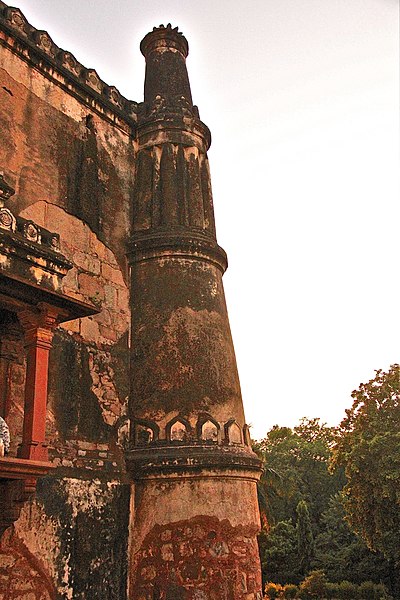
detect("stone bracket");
top-left (0, 456), bottom-right (54, 535)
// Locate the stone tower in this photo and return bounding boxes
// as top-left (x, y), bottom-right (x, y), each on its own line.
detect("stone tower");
top-left (126, 25), bottom-right (263, 598)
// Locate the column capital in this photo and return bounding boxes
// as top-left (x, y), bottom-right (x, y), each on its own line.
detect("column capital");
top-left (18, 303), bottom-right (67, 348)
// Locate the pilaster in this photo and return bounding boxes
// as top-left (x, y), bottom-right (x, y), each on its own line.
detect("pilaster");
top-left (17, 303), bottom-right (66, 461)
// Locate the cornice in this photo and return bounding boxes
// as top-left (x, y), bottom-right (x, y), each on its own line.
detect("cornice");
top-left (0, 2), bottom-right (138, 134)
top-left (128, 228), bottom-right (228, 273)
top-left (126, 444), bottom-right (262, 481)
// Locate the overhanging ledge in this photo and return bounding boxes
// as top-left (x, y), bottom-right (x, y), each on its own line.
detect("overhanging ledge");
top-left (0, 272), bottom-right (99, 322)
top-left (0, 455), bottom-right (54, 479)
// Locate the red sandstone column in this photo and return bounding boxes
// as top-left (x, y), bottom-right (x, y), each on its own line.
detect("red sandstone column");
top-left (17, 303), bottom-right (63, 462)
top-left (127, 25), bottom-right (263, 599)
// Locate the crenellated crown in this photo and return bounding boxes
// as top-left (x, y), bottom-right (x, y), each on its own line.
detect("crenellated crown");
top-left (140, 24), bottom-right (188, 58)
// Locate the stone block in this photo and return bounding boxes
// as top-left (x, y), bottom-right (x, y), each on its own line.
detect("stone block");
top-left (80, 317), bottom-right (100, 343)
top-left (78, 273), bottom-right (104, 303)
top-left (46, 204), bottom-right (90, 252)
top-left (116, 287), bottom-right (129, 310)
top-left (101, 263), bottom-right (125, 287)
top-left (88, 237), bottom-right (118, 268)
top-left (62, 286), bottom-right (85, 303)
top-left (94, 308), bottom-right (112, 326)
top-left (76, 441), bottom-right (98, 451)
top-left (19, 201), bottom-right (47, 227)
top-left (99, 325), bottom-right (119, 343)
top-left (104, 285), bottom-right (117, 308)
top-left (73, 251), bottom-right (101, 275)
top-left (59, 319), bottom-right (80, 334)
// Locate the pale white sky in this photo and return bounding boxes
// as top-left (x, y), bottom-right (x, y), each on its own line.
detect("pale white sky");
top-left (13, 0), bottom-right (400, 439)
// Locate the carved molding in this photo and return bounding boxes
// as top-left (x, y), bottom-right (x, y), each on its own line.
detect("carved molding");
top-left (131, 414), bottom-right (252, 449)
top-left (0, 5), bottom-right (138, 129)
top-left (140, 24), bottom-right (189, 59)
top-left (128, 229), bottom-right (227, 273)
top-left (126, 444), bottom-right (262, 481)
top-left (0, 207), bottom-right (16, 232)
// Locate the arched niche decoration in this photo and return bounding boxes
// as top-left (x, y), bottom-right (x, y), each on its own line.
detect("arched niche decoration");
top-left (133, 419), bottom-right (159, 445)
top-left (243, 424), bottom-right (252, 447)
top-left (166, 416), bottom-right (191, 443)
top-left (196, 413), bottom-right (220, 444)
top-left (224, 419), bottom-right (242, 445)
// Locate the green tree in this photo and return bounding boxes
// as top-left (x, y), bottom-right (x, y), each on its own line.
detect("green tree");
top-left (257, 419), bottom-right (344, 586)
top-left (257, 417), bottom-right (397, 593)
top-left (314, 493), bottom-right (394, 588)
top-left (257, 418), bottom-right (344, 528)
top-left (260, 520), bottom-right (299, 585)
top-left (332, 364), bottom-right (400, 566)
top-left (296, 500), bottom-right (314, 576)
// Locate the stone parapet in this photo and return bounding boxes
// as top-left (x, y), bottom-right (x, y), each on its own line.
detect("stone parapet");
top-left (0, 1), bottom-right (138, 133)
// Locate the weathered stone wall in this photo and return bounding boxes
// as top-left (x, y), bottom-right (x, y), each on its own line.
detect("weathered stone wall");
top-left (1, 480), bottom-right (130, 600)
top-left (0, 21), bottom-right (135, 266)
top-left (130, 472), bottom-right (262, 599)
top-left (0, 8), bottom-right (264, 599)
top-left (0, 5), bottom-right (134, 597)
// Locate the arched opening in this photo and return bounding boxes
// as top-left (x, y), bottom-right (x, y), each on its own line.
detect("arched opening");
top-left (134, 420), bottom-right (159, 445)
top-left (224, 419), bottom-right (242, 444)
top-left (166, 416), bottom-right (191, 443)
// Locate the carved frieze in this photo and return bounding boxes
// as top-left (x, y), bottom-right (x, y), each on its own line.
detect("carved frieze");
top-left (0, 4), bottom-right (137, 130)
top-left (0, 176), bottom-right (66, 258)
top-left (3, 7), bottom-right (27, 35)
top-left (131, 413), bottom-right (252, 448)
top-left (22, 220), bottom-right (40, 243)
top-left (0, 208), bottom-right (16, 232)
top-left (84, 69), bottom-right (103, 94)
top-left (58, 50), bottom-right (81, 76)
top-left (32, 30), bottom-right (56, 57)
top-left (106, 86), bottom-right (123, 108)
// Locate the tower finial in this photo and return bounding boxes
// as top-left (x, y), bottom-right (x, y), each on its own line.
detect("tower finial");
top-left (140, 24), bottom-right (188, 59)
top-left (140, 24), bottom-right (192, 109)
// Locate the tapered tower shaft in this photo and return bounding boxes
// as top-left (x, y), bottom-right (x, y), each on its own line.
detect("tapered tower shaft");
top-left (127, 25), bottom-right (263, 599)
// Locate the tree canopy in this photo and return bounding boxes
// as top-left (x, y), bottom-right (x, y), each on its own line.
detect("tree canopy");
top-left (256, 415), bottom-right (398, 594)
top-left (332, 364), bottom-right (400, 565)
top-left (255, 418), bottom-right (344, 529)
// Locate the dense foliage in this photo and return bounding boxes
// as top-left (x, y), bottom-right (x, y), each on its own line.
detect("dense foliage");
top-left (332, 364), bottom-right (400, 565)
top-left (256, 415), bottom-right (397, 596)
